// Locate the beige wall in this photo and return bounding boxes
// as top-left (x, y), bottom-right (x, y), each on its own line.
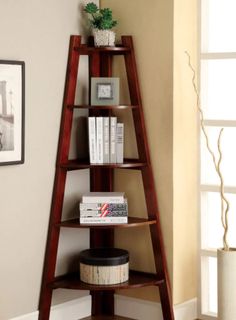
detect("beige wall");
top-left (101, 0), bottom-right (174, 302)
top-left (173, 0), bottom-right (198, 304)
top-left (0, 1), bottom-right (98, 319)
top-left (101, 0), bottom-right (198, 305)
top-left (0, 1), bottom-right (198, 318)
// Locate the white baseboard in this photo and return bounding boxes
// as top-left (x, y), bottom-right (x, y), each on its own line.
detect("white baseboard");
top-left (10, 294), bottom-right (197, 320)
top-left (10, 312), bottom-right (39, 320)
top-left (115, 294), bottom-right (197, 320)
top-left (10, 296), bottom-right (91, 320)
top-left (174, 298), bottom-right (198, 320)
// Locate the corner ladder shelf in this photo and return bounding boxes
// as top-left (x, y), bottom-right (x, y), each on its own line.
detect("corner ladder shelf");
top-left (38, 35), bottom-right (175, 320)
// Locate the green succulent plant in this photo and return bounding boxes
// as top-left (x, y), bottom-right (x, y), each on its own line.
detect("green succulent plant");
top-left (84, 2), bottom-right (118, 30)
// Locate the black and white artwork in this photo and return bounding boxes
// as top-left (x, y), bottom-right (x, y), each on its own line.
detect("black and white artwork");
top-left (0, 61), bottom-right (25, 165)
top-left (90, 77), bottom-right (119, 106)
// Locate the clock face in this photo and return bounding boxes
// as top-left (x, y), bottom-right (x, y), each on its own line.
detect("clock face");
top-left (97, 83), bottom-right (113, 99)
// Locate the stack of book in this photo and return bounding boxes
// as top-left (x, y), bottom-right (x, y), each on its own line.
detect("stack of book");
top-left (80, 192), bottom-right (128, 224)
top-left (88, 117), bottom-right (124, 164)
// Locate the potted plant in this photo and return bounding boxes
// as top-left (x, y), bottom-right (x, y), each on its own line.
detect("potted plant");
top-left (84, 2), bottom-right (118, 47)
top-left (186, 51), bottom-right (236, 320)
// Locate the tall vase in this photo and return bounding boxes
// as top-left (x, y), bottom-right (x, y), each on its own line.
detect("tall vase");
top-left (217, 248), bottom-right (236, 319)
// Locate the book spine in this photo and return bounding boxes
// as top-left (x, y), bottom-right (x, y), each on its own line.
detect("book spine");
top-left (80, 217), bottom-right (128, 224)
top-left (82, 196), bottom-right (124, 204)
top-left (80, 201), bottom-right (128, 211)
top-left (88, 117), bottom-right (97, 164)
top-left (110, 117), bottom-right (117, 163)
top-left (80, 210), bottom-right (128, 217)
top-left (103, 117), bottom-right (110, 163)
top-left (116, 123), bottom-right (124, 164)
top-left (96, 117), bottom-right (104, 163)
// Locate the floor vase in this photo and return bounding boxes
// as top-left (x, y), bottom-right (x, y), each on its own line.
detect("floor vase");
top-left (218, 248), bottom-right (236, 319)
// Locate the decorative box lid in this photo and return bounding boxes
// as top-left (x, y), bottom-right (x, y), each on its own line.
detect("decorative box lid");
top-left (79, 248), bottom-right (129, 266)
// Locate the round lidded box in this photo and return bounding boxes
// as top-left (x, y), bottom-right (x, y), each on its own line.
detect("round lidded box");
top-left (79, 248), bottom-right (129, 285)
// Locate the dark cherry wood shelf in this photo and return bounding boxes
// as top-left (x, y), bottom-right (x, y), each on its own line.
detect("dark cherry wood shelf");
top-left (39, 35), bottom-right (174, 320)
top-left (81, 316), bottom-right (135, 320)
top-left (59, 159), bottom-right (147, 171)
top-left (49, 270), bottom-right (164, 291)
top-left (55, 217), bottom-right (157, 229)
top-left (76, 45), bottom-right (131, 55)
top-left (68, 104), bottom-right (138, 110)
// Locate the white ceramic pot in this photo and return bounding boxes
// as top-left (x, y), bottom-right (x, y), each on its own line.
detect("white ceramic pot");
top-left (218, 248), bottom-right (236, 320)
top-left (93, 29), bottom-right (116, 47)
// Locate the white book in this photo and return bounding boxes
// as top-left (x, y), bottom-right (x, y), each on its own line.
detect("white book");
top-left (80, 212), bottom-right (128, 218)
top-left (80, 209), bottom-right (128, 215)
top-left (80, 217), bottom-right (128, 224)
top-left (96, 117), bottom-right (104, 163)
top-left (103, 117), bottom-right (110, 163)
top-left (88, 117), bottom-right (97, 164)
top-left (82, 192), bottom-right (125, 204)
top-left (80, 199), bottom-right (128, 211)
top-left (116, 123), bottom-right (124, 164)
top-left (110, 117), bottom-right (117, 163)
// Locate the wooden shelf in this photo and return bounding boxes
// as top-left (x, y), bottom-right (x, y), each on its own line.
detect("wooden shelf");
top-left (59, 159), bottom-right (147, 171)
top-left (56, 217), bottom-right (157, 229)
top-left (81, 316), bottom-right (135, 320)
top-left (39, 35), bottom-right (174, 320)
top-left (76, 45), bottom-right (131, 55)
top-left (68, 104), bottom-right (138, 110)
top-left (49, 270), bottom-right (164, 291)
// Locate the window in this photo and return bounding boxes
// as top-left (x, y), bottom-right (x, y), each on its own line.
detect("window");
top-left (200, 0), bottom-right (236, 318)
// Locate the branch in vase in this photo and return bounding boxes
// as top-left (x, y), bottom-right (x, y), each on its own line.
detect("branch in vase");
top-left (185, 51), bottom-right (230, 251)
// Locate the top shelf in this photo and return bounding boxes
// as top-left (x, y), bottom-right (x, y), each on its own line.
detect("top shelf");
top-left (68, 105), bottom-right (138, 110)
top-left (75, 45), bottom-right (131, 55)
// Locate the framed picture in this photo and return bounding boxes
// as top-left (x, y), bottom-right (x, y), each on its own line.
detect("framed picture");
top-left (0, 60), bottom-right (25, 165)
top-left (91, 77), bottom-right (119, 106)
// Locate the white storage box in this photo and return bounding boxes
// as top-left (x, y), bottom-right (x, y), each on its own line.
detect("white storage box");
top-left (79, 248), bottom-right (129, 285)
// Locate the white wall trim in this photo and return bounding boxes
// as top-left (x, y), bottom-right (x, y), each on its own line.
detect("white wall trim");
top-left (10, 311), bottom-right (39, 320)
top-left (174, 298), bottom-right (198, 320)
top-left (10, 295), bottom-right (197, 320)
top-left (115, 294), bottom-right (197, 320)
top-left (10, 296), bottom-right (91, 320)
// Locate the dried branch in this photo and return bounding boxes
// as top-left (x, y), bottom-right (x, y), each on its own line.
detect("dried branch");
top-left (185, 51), bottom-right (230, 250)
top-left (217, 129), bottom-right (230, 250)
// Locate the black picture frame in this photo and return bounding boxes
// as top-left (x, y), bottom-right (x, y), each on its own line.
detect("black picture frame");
top-left (0, 60), bottom-right (25, 166)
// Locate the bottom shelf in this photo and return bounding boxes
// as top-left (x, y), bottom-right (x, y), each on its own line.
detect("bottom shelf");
top-left (81, 316), bottom-right (135, 320)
